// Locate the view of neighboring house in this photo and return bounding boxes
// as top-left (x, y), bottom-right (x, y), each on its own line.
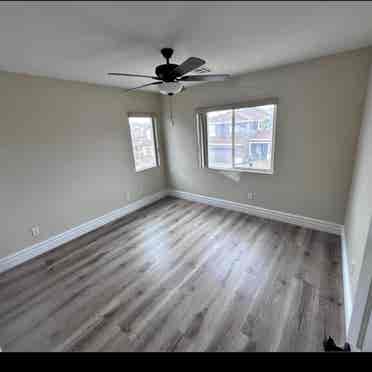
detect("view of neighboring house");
top-left (128, 117), bottom-right (157, 171)
top-left (206, 105), bottom-right (274, 170)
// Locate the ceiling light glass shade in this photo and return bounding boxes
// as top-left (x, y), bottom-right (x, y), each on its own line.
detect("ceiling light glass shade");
top-left (159, 81), bottom-right (183, 95)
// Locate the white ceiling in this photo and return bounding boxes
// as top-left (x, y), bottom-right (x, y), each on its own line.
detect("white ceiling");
top-left (1, 1), bottom-right (372, 92)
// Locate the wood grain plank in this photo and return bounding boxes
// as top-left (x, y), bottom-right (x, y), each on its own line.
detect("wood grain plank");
top-left (0, 198), bottom-right (344, 352)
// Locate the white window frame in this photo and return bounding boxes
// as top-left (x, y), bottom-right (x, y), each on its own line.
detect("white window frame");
top-left (127, 112), bottom-right (160, 173)
top-left (195, 98), bottom-right (278, 175)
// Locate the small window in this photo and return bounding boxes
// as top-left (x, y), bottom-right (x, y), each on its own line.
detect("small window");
top-left (196, 100), bottom-right (277, 174)
top-left (128, 114), bottom-right (159, 172)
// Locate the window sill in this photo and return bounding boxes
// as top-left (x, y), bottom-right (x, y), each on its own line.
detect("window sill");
top-left (135, 165), bottom-right (159, 173)
top-left (207, 167), bottom-right (274, 175)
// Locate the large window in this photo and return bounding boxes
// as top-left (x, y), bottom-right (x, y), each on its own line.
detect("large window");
top-left (128, 114), bottom-right (159, 172)
top-left (196, 100), bottom-right (277, 174)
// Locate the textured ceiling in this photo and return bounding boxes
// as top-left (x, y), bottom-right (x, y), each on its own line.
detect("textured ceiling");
top-left (1, 1), bottom-right (372, 91)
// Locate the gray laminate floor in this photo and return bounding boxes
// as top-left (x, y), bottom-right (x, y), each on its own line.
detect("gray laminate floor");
top-left (0, 197), bottom-right (344, 352)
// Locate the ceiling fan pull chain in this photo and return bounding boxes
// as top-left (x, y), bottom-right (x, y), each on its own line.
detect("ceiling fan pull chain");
top-left (169, 95), bottom-right (174, 127)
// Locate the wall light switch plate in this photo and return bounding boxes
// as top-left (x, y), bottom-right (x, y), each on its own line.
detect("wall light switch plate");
top-left (126, 191), bottom-right (131, 202)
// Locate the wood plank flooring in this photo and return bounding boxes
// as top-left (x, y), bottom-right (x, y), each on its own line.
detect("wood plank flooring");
top-left (0, 197), bottom-right (344, 352)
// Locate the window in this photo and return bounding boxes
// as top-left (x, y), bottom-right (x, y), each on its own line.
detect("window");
top-left (196, 99), bottom-right (277, 174)
top-left (128, 114), bottom-right (159, 172)
top-left (207, 110), bottom-right (233, 169)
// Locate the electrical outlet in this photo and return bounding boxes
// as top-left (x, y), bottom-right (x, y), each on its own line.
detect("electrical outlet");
top-left (126, 191), bottom-right (131, 202)
top-left (351, 260), bottom-right (356, 274)
top-left (247, 192), bottom-right (255, 201)
top-left (31, 226), bottom-right (40, 237)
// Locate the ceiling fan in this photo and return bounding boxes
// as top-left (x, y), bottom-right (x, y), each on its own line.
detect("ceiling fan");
top-left (108, 48), bottom-right (230, 95)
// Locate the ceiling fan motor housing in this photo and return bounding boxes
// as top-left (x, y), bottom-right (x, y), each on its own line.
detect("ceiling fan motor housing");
top-left (155, 64), bottom-right (178, 81)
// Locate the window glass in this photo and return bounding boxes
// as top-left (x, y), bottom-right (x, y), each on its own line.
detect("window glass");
top-left (234, 105), bottom-right (275, 171)
top-left (206, 110), bottom-right (233, 169)
top-left (128, 116), bottom-right (158, 172)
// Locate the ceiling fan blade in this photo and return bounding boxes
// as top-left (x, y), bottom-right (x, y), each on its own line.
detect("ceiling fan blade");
top-left (169, 57), bottom-right (206, 78)
top-left (108, 73), bottom-right (160, 80)
top-left (124, 81), bottom-right (162, 92)
top-left (179, 74), bottom-right (231, 82)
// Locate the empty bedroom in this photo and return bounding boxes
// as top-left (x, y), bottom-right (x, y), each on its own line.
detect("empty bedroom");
top-left (1, 1), bottom-right (372, 354)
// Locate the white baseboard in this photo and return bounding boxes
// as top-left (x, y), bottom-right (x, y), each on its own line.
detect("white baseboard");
top-left (0, 190), bottom-right (168, 274)
top-left (168, 189), bottom-right (343, 235)
top-left (341, 227), bottom-right (353, 337)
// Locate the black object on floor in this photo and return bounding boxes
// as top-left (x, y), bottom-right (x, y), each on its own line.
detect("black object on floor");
top-left (323, 337), bottom-right (351, 352)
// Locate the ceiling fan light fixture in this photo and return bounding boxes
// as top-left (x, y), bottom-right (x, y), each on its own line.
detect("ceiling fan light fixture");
top-left (159, 81), bottom-right (183, 96)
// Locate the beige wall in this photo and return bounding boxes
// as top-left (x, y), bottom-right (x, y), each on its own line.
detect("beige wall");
top-left (162, 48), bottom-right (372, 225)
top-left (1, 47), bottom-right (371, 264)
top-left (0, 71), bottom-right (165, 259)
top-left (344, 62), bottom-right (372, 302)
